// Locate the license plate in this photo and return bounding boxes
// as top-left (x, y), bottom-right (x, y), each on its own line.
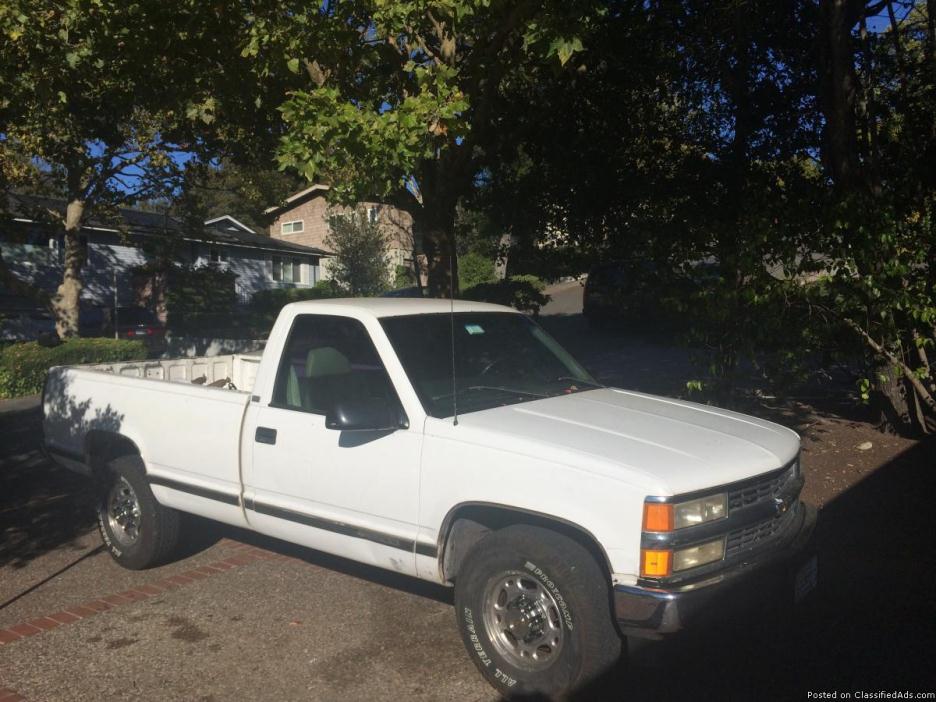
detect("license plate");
top-left (794, 554), bottom-right (818, 603)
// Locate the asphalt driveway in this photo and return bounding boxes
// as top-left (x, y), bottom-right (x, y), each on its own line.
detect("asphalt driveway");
top-left (2, 310), bottom-right (935, 700)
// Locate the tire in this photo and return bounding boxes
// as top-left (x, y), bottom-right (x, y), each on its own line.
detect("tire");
top-left (97, 455), bottom-right (180, 570)
top-left (454, 525), bottom-right (622, 699)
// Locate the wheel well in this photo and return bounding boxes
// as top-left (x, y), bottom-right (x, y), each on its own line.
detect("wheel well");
top-left (439, 504), bottom-right (612, 584)
top-left (84, 431), bottom-right (142, 478)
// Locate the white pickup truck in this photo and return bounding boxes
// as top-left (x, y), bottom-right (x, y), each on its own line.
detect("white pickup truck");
top-left (43, 298), bottom-right (816, 698)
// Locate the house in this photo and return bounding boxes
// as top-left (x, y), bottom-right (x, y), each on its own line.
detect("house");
top-left (264, 185), bottom-right (421, 281)
top-left (0, 195), bottom-right (332, 318)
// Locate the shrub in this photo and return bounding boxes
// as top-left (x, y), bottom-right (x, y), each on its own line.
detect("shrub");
top-left (166, 265), bottom-right (238, 333)
top-left (0, 338), bottom-right (148, 399)
top-left (247, 280), bottom-right (345, 329)
top-left (461, 275), bottom-right (551, 315)
top-left (325, 209), bottom-right (391, 295)
top-left (393, 264), bottom-right (417, 289)
top-left (458, 252), bottom-right (496, 290)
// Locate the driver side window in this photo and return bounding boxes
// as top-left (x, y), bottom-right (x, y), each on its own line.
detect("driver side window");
top-left (272, 314), bottom-right (397, 415)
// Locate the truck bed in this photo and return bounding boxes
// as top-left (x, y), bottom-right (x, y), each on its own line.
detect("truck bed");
top-left (79, 352), bottom-right (262, 393)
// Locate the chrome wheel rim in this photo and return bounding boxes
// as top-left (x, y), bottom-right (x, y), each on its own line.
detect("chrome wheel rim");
top-left (106, 477), bottom-right (141, 546)
top-left (481, 570), bottom-right (565, 671)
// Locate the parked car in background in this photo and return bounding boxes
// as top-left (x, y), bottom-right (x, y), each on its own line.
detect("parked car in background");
top-left (112, 306), bottom-right (166, 352)
top-left (76, 306), bottom-right (166, 353)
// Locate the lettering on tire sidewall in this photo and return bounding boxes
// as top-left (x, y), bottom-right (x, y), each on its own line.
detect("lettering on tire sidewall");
top-left (97, 513), bottom-right (123, 558)
top-left (463, 607), bottom-right (493, 669)
top-left (524, 561), bottom-right (574, 630)
top-left (464, 607), bottom-right (518, 689)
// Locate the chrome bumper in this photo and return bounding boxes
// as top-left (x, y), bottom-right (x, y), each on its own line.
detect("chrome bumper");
top-left (614, 501), bottom-right (817, 639)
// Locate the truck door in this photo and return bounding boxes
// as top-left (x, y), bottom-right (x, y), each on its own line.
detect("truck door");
top-left (242, 313), bottom-right (421, 575)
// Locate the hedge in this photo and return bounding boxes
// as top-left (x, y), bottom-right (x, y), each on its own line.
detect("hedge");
top-left (461, 275), bottom-right (551, 315)
top-left (248, 281), bottom-right (345, 329)
top-left (0, 338), bottom-right (148, 399)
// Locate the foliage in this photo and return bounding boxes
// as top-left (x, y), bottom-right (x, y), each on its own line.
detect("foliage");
top-left (272, 0), bottom-right (605, 295)
top-left (172, 159), bottom-right (307, 235)
top-left (458, 252), bottom-right (496, 290)
top-left (247, 280), bottom-right (344, 329)
top-left (0, 338), bottom-right (147, 398)
top-left (393, 265), bottom-right (417, 289)
top-left (164, 265), bottom-right (238, 333)
top-left (0, 1), bottom-right (302, 335)
top-left (461, 275), bottom-right (550, 316)
top-left (324, 210), bottom-right (391, 296)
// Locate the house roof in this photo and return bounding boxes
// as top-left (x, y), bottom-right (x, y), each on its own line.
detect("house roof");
top-left (205, 215), bottom-right (256, 234)
top-left (4, 194), bottom-right (332, 257)
top-left (262, 184), bottom-right (330, 215)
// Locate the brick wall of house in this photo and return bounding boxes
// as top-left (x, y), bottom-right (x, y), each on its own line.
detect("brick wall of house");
top-left (269, 194), bottom-right (416, 256)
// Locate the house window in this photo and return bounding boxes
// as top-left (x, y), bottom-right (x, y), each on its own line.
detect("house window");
top-left (272, 256), bottom-right (304, 283)
top-left (281, 220), bottom-right (304, 235)
top-left (209, 246), bottom-right (225, 263)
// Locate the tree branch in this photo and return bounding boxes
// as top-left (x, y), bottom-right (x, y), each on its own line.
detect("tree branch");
top-left (842, 316), bottom-right (936, 414)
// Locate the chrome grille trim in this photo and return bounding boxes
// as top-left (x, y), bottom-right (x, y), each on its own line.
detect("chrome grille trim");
top-left (725, 506), bottom-right (797, 558)
top-left (727, 462), bottom-right (797, 511)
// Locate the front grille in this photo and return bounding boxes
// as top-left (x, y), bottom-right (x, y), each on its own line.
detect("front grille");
top-left (727, 462), bottom-right (796, 510)
top-left (725, 506), bottom-right (796, 559)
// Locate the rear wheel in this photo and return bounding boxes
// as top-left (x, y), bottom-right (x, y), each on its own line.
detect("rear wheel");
top-left (97, 455), bottom-right (180, 569)
top-left (454, 525), bottom-right (622, 699)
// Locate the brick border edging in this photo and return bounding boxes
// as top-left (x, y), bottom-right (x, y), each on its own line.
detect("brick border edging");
top-left (0, 540), bottom-right (288, 648)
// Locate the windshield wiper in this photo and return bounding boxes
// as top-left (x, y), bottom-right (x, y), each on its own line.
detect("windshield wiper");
top-left (552, 376), bottom-right (604, 388)
top-left (432, 385), bottom-right (548, 402)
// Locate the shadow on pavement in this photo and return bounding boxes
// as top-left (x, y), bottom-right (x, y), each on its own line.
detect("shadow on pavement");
top-left (0, 403), bottom-right (98, 569)
top-left (562, 435), bottom-right (936, 701)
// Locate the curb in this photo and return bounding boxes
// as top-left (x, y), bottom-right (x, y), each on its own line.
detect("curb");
top-left (0, 395), bottom-right (40, 417)
top-left (0, 540), bottom-right (287, 649)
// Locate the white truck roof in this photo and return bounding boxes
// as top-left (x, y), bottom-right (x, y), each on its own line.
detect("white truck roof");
top-left (281, 297), bottom-right (516, 318)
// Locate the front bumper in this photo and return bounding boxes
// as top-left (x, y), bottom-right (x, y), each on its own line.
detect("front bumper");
top-left (614, 501), bottom-right (817, 639)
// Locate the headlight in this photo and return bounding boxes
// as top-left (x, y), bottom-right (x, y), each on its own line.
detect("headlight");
top-left (640, 537), bottom-right (726, 577)
top-left (673, 494), bottom-right (727, 529)
top-left (673, 538), bottom-right (725, 571)
top-left (642, 493), bottom-right (727, 531)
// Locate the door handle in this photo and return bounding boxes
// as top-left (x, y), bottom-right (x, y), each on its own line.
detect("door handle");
top-left (255, 426), bottom-right (277, 445)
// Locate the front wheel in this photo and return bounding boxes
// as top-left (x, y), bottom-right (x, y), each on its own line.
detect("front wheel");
top-left (454, 525), bottom-right (622, 699)
top-left (97, 455), bottom-right (180, 569)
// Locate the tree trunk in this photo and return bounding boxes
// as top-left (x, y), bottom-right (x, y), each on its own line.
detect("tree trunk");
top-left (417, 165), bottom-right (461, 298)
top-left (52, 197), bottom-right (86, 338)
top-left (420, 221), bottom-right (458, 298)
top-left (818, 0), bottom-right (863, 190)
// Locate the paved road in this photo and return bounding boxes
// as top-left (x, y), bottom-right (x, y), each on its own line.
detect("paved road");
top-left (540, 279), bottom-right (584, 317)
top-left (2, 324), bottom-right (936, 700)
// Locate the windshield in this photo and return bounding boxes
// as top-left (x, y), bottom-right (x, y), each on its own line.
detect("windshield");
top-left (380, 312), bottom-right (601, 418)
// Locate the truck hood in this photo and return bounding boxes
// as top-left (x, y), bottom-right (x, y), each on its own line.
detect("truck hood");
top-left (447, 388), bottom-right (800, 496)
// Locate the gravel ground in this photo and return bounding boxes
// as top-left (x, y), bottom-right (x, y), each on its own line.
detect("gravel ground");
top-left (2, 302), bottom-right (935, 700)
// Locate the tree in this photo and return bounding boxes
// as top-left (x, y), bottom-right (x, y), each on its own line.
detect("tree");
top-left (324, 209), bottom-right (391, 296)
top-left (173, 160), bottom-right (307, 235)
top-left (813, 0), bottom-right (936, 431)
top-left (0, 1), bottom-right (304, 336)
top-left (272, 0), bottom-right (604, 296)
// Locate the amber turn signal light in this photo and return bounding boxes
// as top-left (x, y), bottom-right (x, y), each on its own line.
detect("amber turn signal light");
top-left (641, 549), bottom-right (672, 577)
top-left (642, 502), bottom-right (674, 532)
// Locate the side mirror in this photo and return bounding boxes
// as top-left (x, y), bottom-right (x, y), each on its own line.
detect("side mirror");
top-left (326, 398), bottom-right (408, 432)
